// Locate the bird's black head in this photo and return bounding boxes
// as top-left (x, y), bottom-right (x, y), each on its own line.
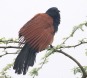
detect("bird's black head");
top-left (46, 7), bottom-right (60, 33)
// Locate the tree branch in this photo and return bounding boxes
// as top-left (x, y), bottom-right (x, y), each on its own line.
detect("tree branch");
top-left (0, 50), bottom-right (19, 57)
top-left (62, 22), bottom-right (87, 44)
top-left (60, 40), bottom-right (87, 49)
top-left (0, 40), bottom-right (87, 49)
top-left (0, 46), bottom-right (22, 49)
top-left (0, 52), bottom-right (18, 57)
top-left (55, 49), bottom-right (87, 78)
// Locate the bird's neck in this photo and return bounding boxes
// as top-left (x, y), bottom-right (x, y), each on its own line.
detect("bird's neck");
top-left (53, 16), bottom-right (60, 33)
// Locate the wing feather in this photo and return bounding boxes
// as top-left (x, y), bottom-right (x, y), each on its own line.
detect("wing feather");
top-left (19, 13), bottom-right (54, 52)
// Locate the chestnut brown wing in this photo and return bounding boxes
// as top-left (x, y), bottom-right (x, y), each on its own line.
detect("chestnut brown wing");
top-left (19, 13), bottom-right (54, 51)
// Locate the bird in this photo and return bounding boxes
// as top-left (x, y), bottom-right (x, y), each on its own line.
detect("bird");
top-left (13, 7), bottom-right (60, 75)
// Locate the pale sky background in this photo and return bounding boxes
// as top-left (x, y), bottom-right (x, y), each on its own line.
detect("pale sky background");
top-left (0, 0), bottom-right (87, 78)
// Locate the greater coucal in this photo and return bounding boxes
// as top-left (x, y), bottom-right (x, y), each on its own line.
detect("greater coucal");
top-left (13, 7), bottom-right (60, 75)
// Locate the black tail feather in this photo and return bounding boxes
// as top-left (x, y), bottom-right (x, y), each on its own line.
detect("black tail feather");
top-left (13, 43), bottom-right (37, 75)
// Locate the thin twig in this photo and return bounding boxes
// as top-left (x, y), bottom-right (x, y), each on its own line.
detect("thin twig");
top-left (62, 22), bottom-right (87, 44)
top-left (60, 41), bottom-right (87, 49)
top-left (31, 51), bottom-right (48, 78)
top-left (32, 57), bottom-right (47, 78)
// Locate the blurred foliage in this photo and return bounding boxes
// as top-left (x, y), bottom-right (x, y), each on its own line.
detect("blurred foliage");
top-left (0, 21), bottom-right (87, 78)
top-left (0, 38), bottom-right (18, 44)
top-left (73, 66), bottom-right (87, 75)
top-left (0, 63), bottom-right (13, 78)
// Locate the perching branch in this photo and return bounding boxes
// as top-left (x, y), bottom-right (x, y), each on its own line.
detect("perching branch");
top-left (0, 39), bottom-right (87, 58)
top-left (0, 40), bottom-right (87, 49)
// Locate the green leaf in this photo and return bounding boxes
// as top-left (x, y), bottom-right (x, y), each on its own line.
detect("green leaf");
top-left (85, 49), bottom-right (87, 56)
top-left (0, 63), bottom-right (13, 75)
top-left (30, 68), bottom-right (38, 76)
top-left (73, 66), bottom-right (87, 75)
top-left (85, 22), bottom-right (87, 26)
